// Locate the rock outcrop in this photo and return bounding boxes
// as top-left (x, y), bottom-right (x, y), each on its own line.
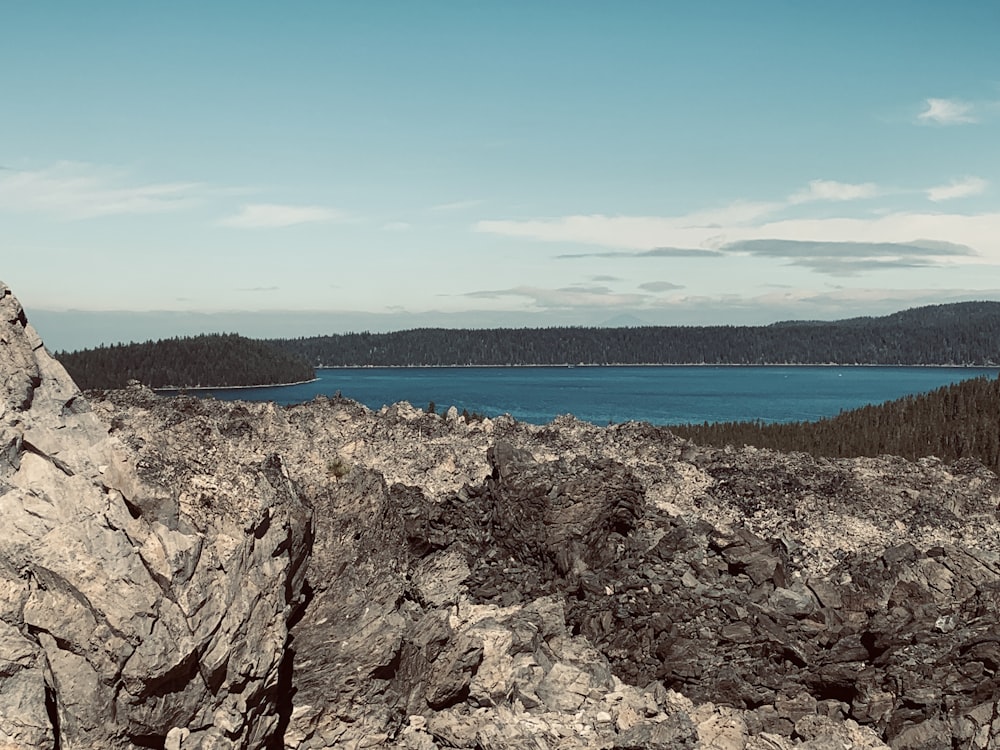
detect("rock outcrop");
top-left (3, 279), bottom-right (1000, 749)
top-left (93, 380), bottom-right (1000, 749)
top-left (0, 282), bottom-right (311, 748)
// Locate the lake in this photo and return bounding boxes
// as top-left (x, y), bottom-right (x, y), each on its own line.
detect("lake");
top-left (161, 366), bottom-right (1000, 426)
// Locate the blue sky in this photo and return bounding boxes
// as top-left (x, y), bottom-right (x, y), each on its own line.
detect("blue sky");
top-left (3, 1), bottom-right (999, 350)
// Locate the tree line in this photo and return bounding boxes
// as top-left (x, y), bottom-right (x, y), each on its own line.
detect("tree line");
top-left (267, 302), bottom-right (1000, 367)
top-left (56, 334), bottom-right (315, 390)
top-left (670, 374), bottom-right (1000, 475)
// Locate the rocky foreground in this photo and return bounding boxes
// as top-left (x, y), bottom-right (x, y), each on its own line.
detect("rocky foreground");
top-left (2, 282), bottom-right (999, 749)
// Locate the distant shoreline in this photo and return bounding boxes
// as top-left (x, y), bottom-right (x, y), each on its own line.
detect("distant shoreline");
top-left (149, 364), bottom-right (998, 393)
top-left (154, 377), bottom-right (320, 392)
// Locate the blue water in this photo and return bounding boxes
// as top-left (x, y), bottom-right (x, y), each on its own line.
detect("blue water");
top-left (160, 366), bottom-right (999, 426)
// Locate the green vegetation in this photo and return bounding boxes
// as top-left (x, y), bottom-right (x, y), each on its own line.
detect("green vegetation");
top-left (268, 302), bottom-right (1000, 366)
top-left (671, 374), bottom-right (1000, 475)
top-left (326, 455), bottom-right (352, 480)
top-left (56, 333), bottom-right (315, 390)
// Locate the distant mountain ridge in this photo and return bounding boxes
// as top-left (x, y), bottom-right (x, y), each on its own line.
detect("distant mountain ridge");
top-left (269, 301), bottom-right (1000, 367)
top-left (767, 301), bottom-right (1000, 328)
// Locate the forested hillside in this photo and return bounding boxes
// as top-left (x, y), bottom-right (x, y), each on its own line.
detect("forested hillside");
top-left (57, 334), bottom-right (315, 390)
top-left (270, 301), bottom-right (1000, 366)
top-left (670, 374), bottom-right (1000, 475)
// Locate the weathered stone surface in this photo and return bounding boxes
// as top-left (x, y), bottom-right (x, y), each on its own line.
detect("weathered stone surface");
top-left (0, 283), bottom-right (311, 748)
top-left (0, 620), bottom-right (53, 749)
top-left (613, 712), bottom-right (698, 748)
top-left (7, 276), bottom-right (1000, 749)
top-left (90, 380), bottom-right (1000, 749)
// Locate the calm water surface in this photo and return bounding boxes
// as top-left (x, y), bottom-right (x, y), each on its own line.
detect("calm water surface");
top-left (163, 366), bottom-right (999, 426)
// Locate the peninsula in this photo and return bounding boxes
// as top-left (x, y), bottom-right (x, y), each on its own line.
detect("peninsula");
top-left (55, 332), bottom-right (315, 390)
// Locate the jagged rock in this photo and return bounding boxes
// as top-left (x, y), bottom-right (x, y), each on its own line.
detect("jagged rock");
top-left (0, 620), bottom-right (53, 749)
top-left (9, 276), bottom-right (1000, 748)
top-left (890, 719), bottom-right (953, 749)
top-left (0, 283), bottom-right (311, 748)
top-left (695, 708), bottom-right (748, 750)
top-left (613, 712), bottom-right (697, 748)
top-left (92, 381), bottom-right (1000, 749)
top-left (425, 633), bottom-right (484, 709)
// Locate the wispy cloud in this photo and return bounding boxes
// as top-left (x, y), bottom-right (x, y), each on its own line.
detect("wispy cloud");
top-left (559, 284), bottom-right (616, 294)
top-left (789, 179), bottom-right (879, 204)
top-left (917, 98), bottom-right (978, 125)
top-left (926, 176), bottom-right (988, 202)
top-left (479, 179), bottom-right (1000, 274)
top-left (638, 281), bottom-right (683, 292)
top-left (671, 201), bottom-right (784, 226)
top-left (727, 238), bottom-right (974, 259)
top-left (0, 161), bottom-right (201, 219)
top-left (481, 179), bottom-right (891, 253)
top-left (219, 203), bottom-right (345, 228)
top-left (478, 202), bottom-right (782, 252)
top-left (529, 215), bottom-right (995, 268)
top-left (236, 286), bottom-right (279, 292)
top-left (724, 239), bottom-right (975, 276)
top-left (457, 281), bottom-right (1000, 319)
top-left (463, 285), bottom-right (647, 309)
top-left (557, 246), bottom-right (723, 259)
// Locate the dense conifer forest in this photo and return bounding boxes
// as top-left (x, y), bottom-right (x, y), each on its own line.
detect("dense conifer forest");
top-left (268, 302), bottom-right (1000, 366)
top-left (56, 334), bottom-right (315, 390)
top-left (670, 374), bottom-right (1000, 475)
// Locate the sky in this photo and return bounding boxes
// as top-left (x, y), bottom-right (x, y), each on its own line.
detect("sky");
top-left (2, 1), bottom-right (999, 350)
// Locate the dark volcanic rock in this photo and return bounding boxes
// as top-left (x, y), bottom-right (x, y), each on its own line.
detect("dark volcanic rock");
top-left (10, 274), bottom-right (1000, 748)
top-left (88, 387), bottom-right (1000, 749)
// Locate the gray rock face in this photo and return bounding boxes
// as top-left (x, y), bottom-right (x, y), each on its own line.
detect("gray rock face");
top-left (6, 278), bottom-right (1000, 749)
top-left (0, 282), bottom-right (311, 749)
top-left (92, 384), bottom-right (1000, 749)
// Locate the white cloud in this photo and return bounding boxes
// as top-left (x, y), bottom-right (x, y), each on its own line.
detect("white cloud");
top-left (382, 221), bottom-right (411, 231)
top-left (662, 201), bottom-right (783, 228)
top-left (0, 161), bottom-right (201, 219)
top-left (743, 213), bottom-right (998, 259)
top-left (477, 201), bottom-right (781, 252)
top-left (926, 176), bottom-right (988, 202)
top-left (478, 206), bottom-right (1000, 269)
top-left (558, 247), bottom-right (723, 260)
top-left (789, 179), bottom-right (879, 204)
top-left (723, 238), bottom-right (974, 276)
top-left (561, 237), bottom-right (977, 277)
top-left (219, 203), bottom-right (345, 228)
top-left (917, 98), bottom-right (977, 125)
